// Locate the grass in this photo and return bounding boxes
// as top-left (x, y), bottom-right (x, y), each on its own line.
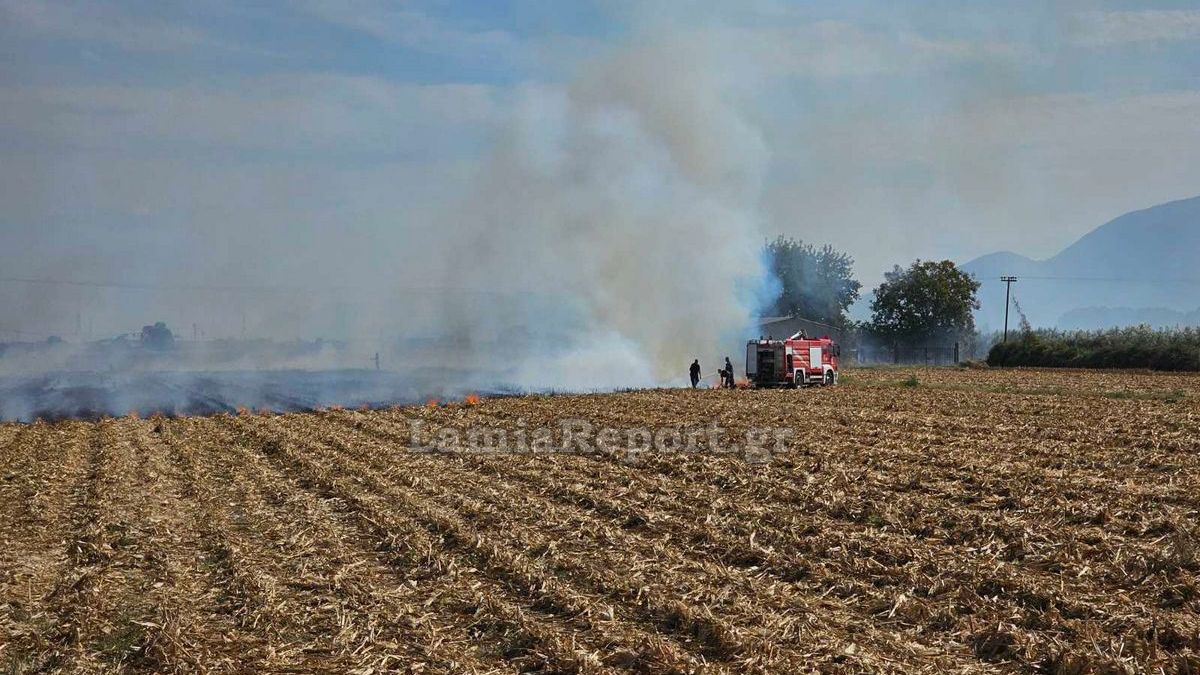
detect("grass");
top-left (90, 618), bottom-right (148, 664)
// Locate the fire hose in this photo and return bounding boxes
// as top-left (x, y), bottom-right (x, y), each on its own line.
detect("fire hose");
top-left (667, 370), bottom-right (727, 387)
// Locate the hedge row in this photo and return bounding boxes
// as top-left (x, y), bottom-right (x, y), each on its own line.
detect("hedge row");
top-left (986, 326), bottom-right (1200, 371)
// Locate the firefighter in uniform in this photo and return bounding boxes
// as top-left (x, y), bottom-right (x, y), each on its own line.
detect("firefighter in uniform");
top-left (723, 357), bottom-right (735, 388)
top-left (689, 359), bottom-right (701, 388)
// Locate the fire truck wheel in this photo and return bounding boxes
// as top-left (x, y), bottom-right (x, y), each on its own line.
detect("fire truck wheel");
top-left (824, 371), bottom-right (835, 386)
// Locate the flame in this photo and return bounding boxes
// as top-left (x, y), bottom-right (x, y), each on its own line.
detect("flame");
top-left (709, 376), bottom-right (750, 390)
top-left (236, 406), bottom-right (250, 416)
top-left (426, 399), bottom-right (439, 408)
top-left (464, 393), bottom-right (480, 405)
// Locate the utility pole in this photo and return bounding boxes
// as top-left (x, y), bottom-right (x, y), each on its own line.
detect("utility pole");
top-left (1000, 276), bottom-right (1018, 342)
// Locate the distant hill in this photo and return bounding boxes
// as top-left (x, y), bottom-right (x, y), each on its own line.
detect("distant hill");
top-left (1057, 306), bottom-right (1200, 331)
top-left (962, 195), bottom-right (1200, 329)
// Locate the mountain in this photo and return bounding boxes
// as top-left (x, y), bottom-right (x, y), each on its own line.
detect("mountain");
top-left (1057, 306), bottom-right (1200, 331)
top-left (962, 195), bottom-right (1200, 330)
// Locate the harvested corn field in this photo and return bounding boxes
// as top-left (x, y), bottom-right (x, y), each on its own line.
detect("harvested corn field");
top-left (2, 367), bottom-right (1199, 673)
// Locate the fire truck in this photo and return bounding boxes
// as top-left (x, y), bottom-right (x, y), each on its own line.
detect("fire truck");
top-left (746, 332), bottom-right (840, 388)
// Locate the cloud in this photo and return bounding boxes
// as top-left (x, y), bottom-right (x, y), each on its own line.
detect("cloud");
top-left (1070, 10), bottom-right (1200, 47)
top-left (4, 0), bottom-right (1200, 347)
top-left (0, 75), bottom-right (502, 158)
top-left (606, 19), bottom-right (1037, 89)
top-left (760, 88), bottom-right (1200, 281)
top-left (0, 0), bottom-right (232, 53)
top-left (0, 72), bottom-right (502, 288)
top-left (294, 0), bottom-right (518, 59)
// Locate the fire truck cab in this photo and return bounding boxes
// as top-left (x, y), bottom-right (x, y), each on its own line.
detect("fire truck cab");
top-left (746, 332), bottom-right (840, 388)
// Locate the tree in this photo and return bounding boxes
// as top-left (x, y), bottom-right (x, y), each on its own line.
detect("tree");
top-left (140, 321), bottom-right (175, 350)
top-left (763, 236), bottom-right (861, 326)
top-left (868, 260), bottom-right (980, 345)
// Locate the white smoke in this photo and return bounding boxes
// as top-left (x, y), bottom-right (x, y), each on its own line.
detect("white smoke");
top-left (0, 10), bottom-right (780, 418)
top-left (445, 34), bottom-right (771, 384)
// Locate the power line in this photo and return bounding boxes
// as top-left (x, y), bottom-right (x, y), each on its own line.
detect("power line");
top-left (1002, 275), bottom-right (1200, 285)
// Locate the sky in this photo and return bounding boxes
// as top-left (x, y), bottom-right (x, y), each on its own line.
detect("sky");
top-left (3, 0), bottom-right (1200, 344)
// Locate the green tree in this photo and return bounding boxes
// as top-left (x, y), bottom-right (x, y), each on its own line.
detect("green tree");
top-left (763, 236), bottom-right (861, 326)
top-left (868, 260), bottom-right (980, 344)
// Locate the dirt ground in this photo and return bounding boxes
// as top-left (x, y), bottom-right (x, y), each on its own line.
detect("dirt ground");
top-left (1, 366), bottom-right (1198, 673)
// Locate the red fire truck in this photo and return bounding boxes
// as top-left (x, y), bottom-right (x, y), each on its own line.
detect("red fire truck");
top-left (746, 332), bottom-right (840, 388)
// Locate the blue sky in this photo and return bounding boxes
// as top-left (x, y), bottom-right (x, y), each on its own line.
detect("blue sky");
top-left (3, 1), bottom-right (1200, 339)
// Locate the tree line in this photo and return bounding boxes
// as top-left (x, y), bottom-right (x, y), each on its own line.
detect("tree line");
top-left (765, 237), bottom-right (1198, 370)
top-left (762, 236), bottom-right (980, 349)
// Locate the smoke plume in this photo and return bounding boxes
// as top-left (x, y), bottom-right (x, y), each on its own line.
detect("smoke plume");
top-left (444, 36), bottom-right (769, 386)
top-left (0, 14), bottom-right (774, 419)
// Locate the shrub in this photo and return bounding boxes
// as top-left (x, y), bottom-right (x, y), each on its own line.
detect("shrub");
top-left (987, 326), bottom-right (1200, 371)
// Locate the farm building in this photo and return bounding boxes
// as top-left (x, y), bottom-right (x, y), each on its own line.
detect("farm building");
top-left (755, 314), bottom-right (845, 343)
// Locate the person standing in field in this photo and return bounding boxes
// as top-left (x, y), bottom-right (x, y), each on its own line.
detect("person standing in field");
top-left (689, 359), bottom-right (701, 388)
top-left (724, 357), bottom-right (735, 388)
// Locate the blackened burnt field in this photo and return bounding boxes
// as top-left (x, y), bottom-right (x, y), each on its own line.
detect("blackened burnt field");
top-left (0, 368), bottom-right (485, 422)
top-left (1, 367), bottom-right (1198, 673)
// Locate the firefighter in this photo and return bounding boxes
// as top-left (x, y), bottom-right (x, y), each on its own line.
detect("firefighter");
top-left (723, 357), bottom-right (735, 388)
top-left (689, 359), bottom-right (701, 389)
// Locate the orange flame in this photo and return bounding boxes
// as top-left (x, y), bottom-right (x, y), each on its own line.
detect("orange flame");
top-left (464, 393), bottom-right (480, 406)
top-left (426, 399), bottom-right (439, 408)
